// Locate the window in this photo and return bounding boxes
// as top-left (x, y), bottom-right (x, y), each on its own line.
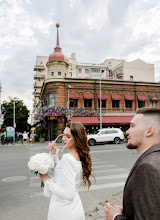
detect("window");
top-left (58, 72), bottom-right (61, 76)
top-left (49, 93), bottom-right (57, 107)
top-left (85, 69), bottom-right (90, 73)
top-left (112, 100), bottom-right (119, 108)
top-left (99, 100), bottom-right (106, 108)
top-left (51, 72), bottom-right (54, 76)
top-left (106, 130), bottom-right (118, 134)
top-left (69, 72), bottom-right (72, 77)
top-left (138, 100), bottom-right (145, 108)
top-left (84, 99), bottom-right (92, 108)
top-left (79, 69), bottom-right (82, 73)
top-left (125, 100), bottom-right (132, 108)
top-left (92, 69), bottom-right (100, 73)
top-left (150, 100), bottom-right (157, 107)
top-left (69, 63), bottom-right (72, 68)
top-left (70, 99), bottom-right (78, 108)
top-left (109, 70), bottom-right (112, 78)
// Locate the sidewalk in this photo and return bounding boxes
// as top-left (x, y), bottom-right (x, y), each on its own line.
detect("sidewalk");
top-left (85, 191), bottom-right (123, 220)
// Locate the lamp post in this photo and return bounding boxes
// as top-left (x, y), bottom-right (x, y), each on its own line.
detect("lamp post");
top-left (0, 82), bottom-right (2, 129)
top-left (67, 85), bottom-right (72, 122)
top-left (13, 100), bottom-right (15, 144)
top-left (100, 74), bottom-right (102, 129)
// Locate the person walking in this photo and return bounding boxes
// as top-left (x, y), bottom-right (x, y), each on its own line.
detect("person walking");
top-left (23, 131), bottom-right (28, 145)
top-left (104, 107), bottom-right (160, 220)
top-left (39, 122), bottom-right (94, 220)
top-left (30, 131), bottom-right (35, 145)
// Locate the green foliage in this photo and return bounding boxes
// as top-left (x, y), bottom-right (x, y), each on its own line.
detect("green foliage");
top-left (36, 126), bottom-right (45, 138)
top-left (1, 97), bottom-right (30, 132)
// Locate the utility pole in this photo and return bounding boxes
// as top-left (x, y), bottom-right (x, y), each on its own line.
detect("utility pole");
top-left (0, 82), bottom-right (2, 129)
top-left (100, 74), bottom-right (102, 129)
top-left (13, 100), bottom-right (15, 144)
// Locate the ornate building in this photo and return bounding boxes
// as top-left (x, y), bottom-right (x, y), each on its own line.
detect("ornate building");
top-left (32, 24), bottom-right (160, 141)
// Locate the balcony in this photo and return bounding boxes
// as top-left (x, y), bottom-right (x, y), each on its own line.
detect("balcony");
top-left (34, 65), bottom-right (45, 71)
top-left (32, 91), bottom-right (40, 97)
top-left (34, 74), bottom-right (45, 80)
top-left (116, 72), bottom-right (123, 78)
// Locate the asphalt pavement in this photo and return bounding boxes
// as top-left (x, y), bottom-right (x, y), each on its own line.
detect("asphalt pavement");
top-left (0, 141), bottom-right (137, 220)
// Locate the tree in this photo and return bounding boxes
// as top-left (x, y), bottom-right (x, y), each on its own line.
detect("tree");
top-left (1, 97), bottom-right (30, 132)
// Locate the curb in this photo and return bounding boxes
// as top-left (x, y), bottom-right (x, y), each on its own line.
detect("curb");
top-left (85, 191), bottom-right (123, 220)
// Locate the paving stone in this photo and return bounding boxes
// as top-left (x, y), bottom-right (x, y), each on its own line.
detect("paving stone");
top-left (95, 217), bottom-right (106, 220)
top-left (90, 211), bottom-right (101, 219)
top-left (85, 215), bottom-right (94, 220)
top-left (97, 210), bottom-right (105, 217)
top-left (96, 204), bottom-right (104, 211)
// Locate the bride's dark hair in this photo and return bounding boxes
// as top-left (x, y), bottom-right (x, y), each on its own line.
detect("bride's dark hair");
top-left (66, 122), bottom-right (95, 189)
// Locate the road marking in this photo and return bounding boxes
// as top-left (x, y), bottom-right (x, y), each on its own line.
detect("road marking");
top-left (93, 168), bottom-right (128, 174)
top-left (91, 174), bottom-right (128, 181)
top-left (91, 149), bottom-right (127, 153)
top-left (79, 182), bottom-right (125, 191)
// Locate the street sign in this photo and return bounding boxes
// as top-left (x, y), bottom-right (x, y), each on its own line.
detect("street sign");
top-left (0, 114), bottom-right (3, 119)
top-left (6, 126), bottom-right (14, 138)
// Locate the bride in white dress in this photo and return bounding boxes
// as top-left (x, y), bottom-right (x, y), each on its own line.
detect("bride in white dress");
top-left (39, 122), bottom-right (94, 220)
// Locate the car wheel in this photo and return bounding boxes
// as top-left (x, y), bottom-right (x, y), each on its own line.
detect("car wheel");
top-left (88, 139), bottom-right (95, 146)
top-left (114, 137), bottom-right (120, 144)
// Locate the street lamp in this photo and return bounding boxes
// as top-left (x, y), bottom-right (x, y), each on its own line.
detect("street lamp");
top-left (67, 85), bottom-right (72, 122)
top-left (100, 74), bottom-right (102, 129)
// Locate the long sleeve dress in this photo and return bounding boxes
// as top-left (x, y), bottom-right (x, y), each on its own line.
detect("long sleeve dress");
top-left (43, 152), bottom-right (85, 220)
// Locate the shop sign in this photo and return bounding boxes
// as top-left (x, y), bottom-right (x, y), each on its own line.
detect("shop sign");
top-left (48, 116), bottom-right (58, 120)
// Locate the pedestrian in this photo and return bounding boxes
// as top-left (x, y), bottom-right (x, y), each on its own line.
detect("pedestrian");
top-left (39, 122), bottom-right (95, 220)
top-left (23, 131), bottom-right (28, 145)
top-left (104, 107), bottom-right (160, 220)
top-left (30, 131), bottom-right (35, 145)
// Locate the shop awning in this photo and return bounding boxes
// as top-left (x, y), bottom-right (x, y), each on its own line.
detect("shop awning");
top-left (98, 94), bottom-right (108, 100)
top-left (125, 94), bottom-right (135, 100)
top-left (83, 93), bottom-right (94, 99)
top-left (71, 116), bottom-right (133, 126)
top-left (69, 93), bottom-right (79, 99)
top-left (137, 95), bottom-right (148, 101)
top-left (111, 94), bottom-right (122, 100)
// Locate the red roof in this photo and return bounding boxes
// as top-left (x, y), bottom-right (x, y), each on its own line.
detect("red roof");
top-left (125, 94), bottom-right (135, 100)
top-left (98, 94), bottom-right (108, 100)
top-left (137, 95), bottom-right (148, 101)
top-left (71, 116), bottom-right (133, 126)
top-left (111, 94), bottom-right (122, 100)
top-left (83, 93), bottom-right (94, 99)
top-left (69, 93), bottom-right (79, 99)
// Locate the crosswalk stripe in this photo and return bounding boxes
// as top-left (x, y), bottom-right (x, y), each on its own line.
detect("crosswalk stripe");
top-left (91, 174), bottom-right (128, 181)
top-left (79, 182), bottom-right (125, 191)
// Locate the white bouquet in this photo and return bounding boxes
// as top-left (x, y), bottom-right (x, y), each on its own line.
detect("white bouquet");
top-left (28, 152), bottom-right (55, 187)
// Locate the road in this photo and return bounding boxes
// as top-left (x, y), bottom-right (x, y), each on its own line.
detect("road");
top-left (0, 142), bottom-right (138, 220)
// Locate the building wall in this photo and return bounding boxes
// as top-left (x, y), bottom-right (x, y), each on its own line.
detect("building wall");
top-left (123, 59), bottom-right (155, 82)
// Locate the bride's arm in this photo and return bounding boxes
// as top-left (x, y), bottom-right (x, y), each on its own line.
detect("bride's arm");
top-left (43, 155), bottom-right (77, 201)
top-left (48, 141), bottom-right (59, 164)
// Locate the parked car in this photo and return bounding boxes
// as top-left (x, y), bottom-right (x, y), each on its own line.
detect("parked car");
top-left (87, 128), bottom-right (124, 146)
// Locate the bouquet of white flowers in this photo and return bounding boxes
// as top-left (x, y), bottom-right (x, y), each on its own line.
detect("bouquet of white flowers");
top-left (28, 152), bottom-right (55, 187)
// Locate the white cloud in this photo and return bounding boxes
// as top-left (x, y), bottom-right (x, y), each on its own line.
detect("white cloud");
top-left (0, 0), bottom-right (160, 117)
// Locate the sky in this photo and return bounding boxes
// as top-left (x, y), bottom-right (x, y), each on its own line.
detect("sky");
top-left (0, 0), bottom-right (160, 119)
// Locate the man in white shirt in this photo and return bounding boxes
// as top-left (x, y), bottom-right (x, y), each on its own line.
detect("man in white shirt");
top-left (104, 107), bottom-right (160, 220)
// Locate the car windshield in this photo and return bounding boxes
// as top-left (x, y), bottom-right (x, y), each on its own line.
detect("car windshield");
top-left (94, 130), bottom-right (99, 134)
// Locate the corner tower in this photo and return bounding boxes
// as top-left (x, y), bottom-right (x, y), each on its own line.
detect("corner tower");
top-left (46, 23), bottom-right (69, 79)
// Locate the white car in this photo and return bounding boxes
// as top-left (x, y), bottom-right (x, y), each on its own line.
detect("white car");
top-left (87, 128), bottom-right (124, 146)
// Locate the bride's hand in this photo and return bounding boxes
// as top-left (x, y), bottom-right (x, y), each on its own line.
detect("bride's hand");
top-left (39, 173), bottom-right (50, 182)
top-left (48, 141), bottom-right (57, 155)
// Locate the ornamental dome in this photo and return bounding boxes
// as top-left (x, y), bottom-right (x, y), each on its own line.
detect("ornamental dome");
top-left (48, 23), bottom-right (68, 64)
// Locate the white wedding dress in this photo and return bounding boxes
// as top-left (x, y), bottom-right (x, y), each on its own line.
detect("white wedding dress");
top-left (43, 152), bottom-right (85, 220)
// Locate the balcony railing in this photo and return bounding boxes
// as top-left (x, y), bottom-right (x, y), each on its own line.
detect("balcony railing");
top-left (34, 74), bottom-right (45, 79)
top-left (34, 65), bottom-right (45, 71)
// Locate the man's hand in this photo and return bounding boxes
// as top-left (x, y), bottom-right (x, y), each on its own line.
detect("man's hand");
top-left (104, 203), bottom-right (123, 220)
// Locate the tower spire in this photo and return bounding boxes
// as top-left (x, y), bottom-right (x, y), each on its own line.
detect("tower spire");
top-left (56, 23), bottom-right (60, 48)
